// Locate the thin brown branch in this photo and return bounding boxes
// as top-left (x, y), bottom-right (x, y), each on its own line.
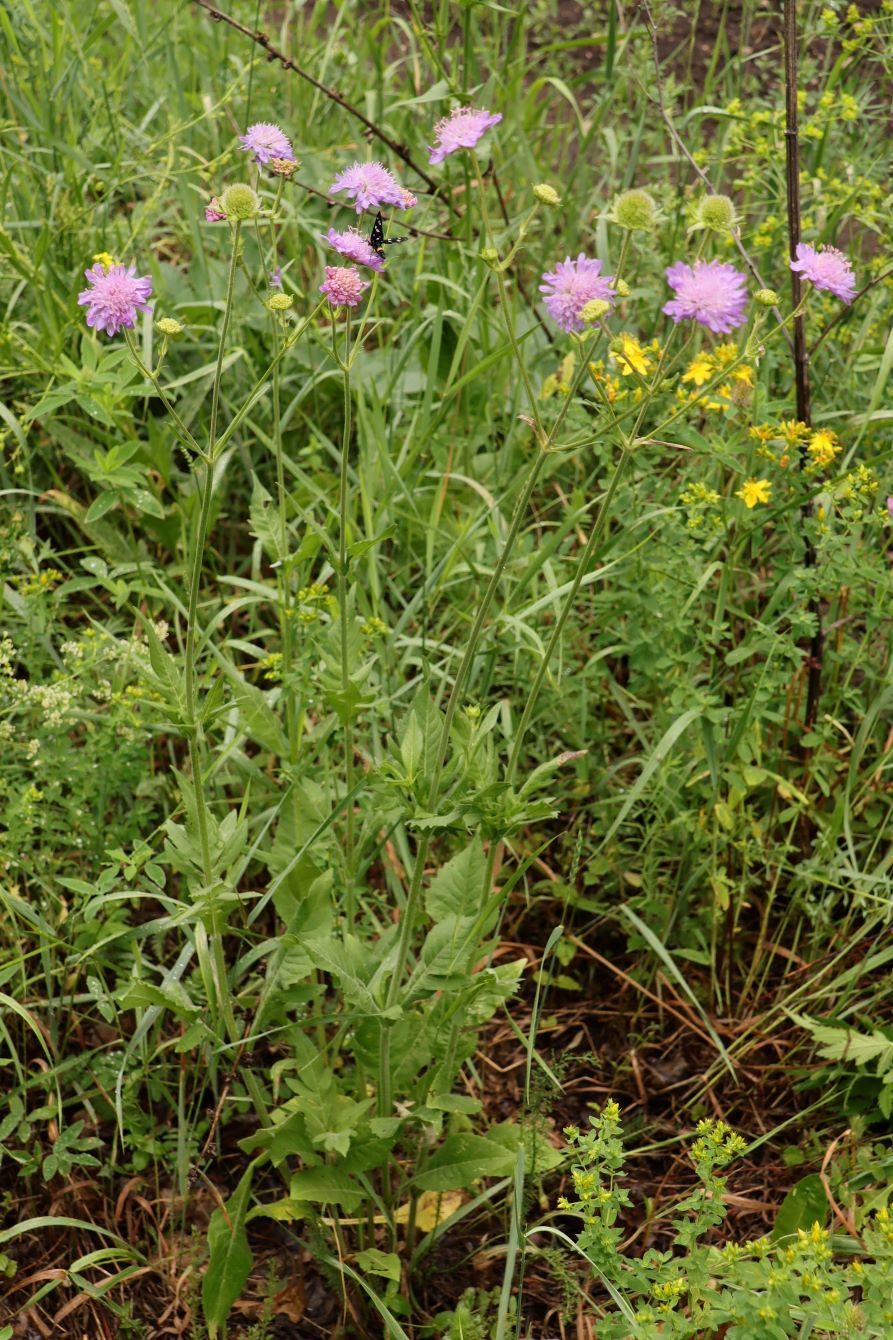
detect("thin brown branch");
top-left (189, 0), bottom-right (450, 206)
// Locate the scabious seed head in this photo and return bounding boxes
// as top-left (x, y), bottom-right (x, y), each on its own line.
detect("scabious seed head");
top-left (754, 287), bottom-right (779, 307)
top-left (220, 184), bottom-right (260, 220)
top-left (533, 182), bottom-right (561, 206)
top-left (319, 265), bottom-right (370, 309)
top-left (615, 278), bottom-right (631, 298)
top-left (610, 188), bottom-right (659, 231)
top-left (579, 298), bottom-right (611, 324)
top-left (156, 316), bottom-right (183, 335)
top-left (694, 193), bottom-right (737, 233)
top-left (266, 293), bottom-right (294, 312)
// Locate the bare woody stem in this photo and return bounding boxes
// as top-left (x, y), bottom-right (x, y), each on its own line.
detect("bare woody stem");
top-left (783, 0), bottom-right (823, 732)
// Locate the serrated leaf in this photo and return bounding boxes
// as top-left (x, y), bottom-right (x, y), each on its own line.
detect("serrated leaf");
top-left (425, 840), bottom-right (486, 921)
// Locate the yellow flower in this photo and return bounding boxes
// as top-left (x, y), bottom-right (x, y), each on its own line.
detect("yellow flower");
top-left (807, 428), bottom-right (840, 467)
top-left (614, 334), bottom-right (651, 378)
top-left (92, 251), bottom-right (118, 271)
top-left (732, 365), bottom-right (753, 385)
top-left (736, 478), bottom-right (772, 508)
top-left (780, 418), bottom-right (809, 445)
top-left (682, 354), bottom-right (715, 388)
top-left (749, 423), bottom-right (774, 444)
top-left (714, 342), bottom-right (738, 367)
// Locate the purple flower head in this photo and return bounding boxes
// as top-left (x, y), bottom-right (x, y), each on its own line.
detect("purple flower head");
top-left (428, 106), bottom-right (502, 165)
top-left (320, 266), bottom-right (370, 309)
top-left (239, 122), bottom-right (296, 166)
top-left (270, 266), bottom-right (283, 290)
top-left (78, 262), bottom-right (153, 337)
top-left (324, 226), bottom-right (385, 272)
top-left (886, 496), bottom-right (893, 519)
top-left (329, 161), bottom-right (407, 214)
top-left (399, 189), bottom-right (418, 210)
top-left (790, 242), bottom-right (856, 304)
top-left (662, 259), bottom-right (748, 334)
top-left (205, 197), bottom-right (226, 222)
top-left (539, 254), bottom-right (616, 334)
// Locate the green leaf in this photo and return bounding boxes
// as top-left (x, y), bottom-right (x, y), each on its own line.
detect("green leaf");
top-left (289, 1166), bottom-right (364, 1209)
top-left (355, 1247), bottom-right (401, 1282)
top-left (413, 1133), bottom-right (518, 1191)
top-left (425, 839), bottom-right (485, 921)
top-left (789, 1012), bottom-right (893, 1069)
top-left (771, 1174), bottom-right (827, 1242)
top-left (84, 490), bottom-right (120, 523)
top-left (399, 694), bottom-right (443, 786)
top-left (202, 1163), bottom-right (256, 1339)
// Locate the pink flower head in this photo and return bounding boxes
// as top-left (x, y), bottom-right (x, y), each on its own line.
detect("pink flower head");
top-left (78, 262), bottom-right (153, 337)
top-left (663, 259), bottom-right (748, 334)
top-left (320, 266), bottom-right (370, 309)
top-left (886, 496), bottom-right (893, 519)
top-left (239, 122), bottom-right (295, 166)
top-left (428, 106), bottom-right (502, 165)
top-left (329, 161), bottom-right (407, 214)
top-left (399, 189), bottom-right (418, 209)
top-left (790, 242), bottom-right (856, 303)
top-left (205, 197), bottom-right (226, 222)
top-left (324, 227), bottom-right (385, 272)
top-left (539, 254), bottom-right (616, 334)
top-left (270, 266), bottom-right (283, 290)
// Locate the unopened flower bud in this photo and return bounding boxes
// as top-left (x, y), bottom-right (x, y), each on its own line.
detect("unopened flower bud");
top-left (695, 194), bottom-right (737, 233)
top-left (533, 183), bottom-right (561, 206)
top-left (615, 278), bottom-right (631, 298)
top-left (754, 287), bottom-right (779, 307)
top-left (579, 298), bottom-right (611, 324)
top-left (266, 293), bottom-right (294, 312)
top-left (220, 183), bottom-right (261, 220)
top-left (480, 246), bottom-right (499, 266)
top-left (156, 317), bottom-right (183, 335)
top-left (610, 188), bottom-right (659, 231)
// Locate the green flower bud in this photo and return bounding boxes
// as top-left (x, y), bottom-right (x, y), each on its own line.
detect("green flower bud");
top-left (754, 287), bottom-right (779, 307)
top-left (156, 317), bottom-right (183, 335)
top-left (220, 183), bottom-right (261, 220)
top-left (610, 188), bottom-right (659, 231)
top-left (266, 293), bottom-right (294, 312)
top-left (533, 182), bottom-right (561, 206)
top-left (695, 194), bottom-right (737, 233)
top-left (579, 298), bottom-right (611, 324)
top-left (479, 246), bottom-right (499, 266)
top-left (615, 278), bottom-right (631, 298)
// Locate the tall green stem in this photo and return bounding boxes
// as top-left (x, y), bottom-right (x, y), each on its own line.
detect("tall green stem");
top-left (336, 314), bottom-right (356, 927)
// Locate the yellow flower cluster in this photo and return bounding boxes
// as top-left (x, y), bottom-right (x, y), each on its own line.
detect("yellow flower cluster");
top-left (678, 343), bottom-right (753, 412)
top-left (749, 421), bottom-right (843, 475)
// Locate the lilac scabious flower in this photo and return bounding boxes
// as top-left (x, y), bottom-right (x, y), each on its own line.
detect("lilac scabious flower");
top-left (270, 266), bottom-right (283, 289)
top-left (662, 259), bottom-right (748, 334)
top-left (239, 122), bottom-right (295, 166)
top-left (428, 106), bottom-right (502, 165)
top-left (329, 161), bottom-right (407, 214)
top-left (320, 266), bottom-right (370, 309)
top-left (205, 197), bottom-right (226, 222)
top-left (790, 242), bottom-right (856, 303)
top-left (539, 254), bottom-right (616, 334)
top-left (78, 262), bottom-right (153, 337)
top-left (324, 227), bottom-right (385, 272)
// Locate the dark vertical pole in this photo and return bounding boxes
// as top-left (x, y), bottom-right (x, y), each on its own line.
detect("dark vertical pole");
top-left (783, 0), bottom-right (823, 732)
